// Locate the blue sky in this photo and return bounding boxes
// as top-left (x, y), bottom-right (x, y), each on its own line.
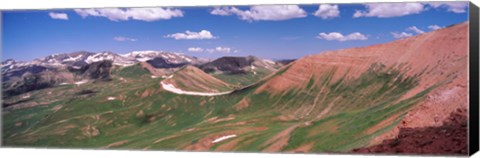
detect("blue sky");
top-left (2, 2), bottom-right (469, 61)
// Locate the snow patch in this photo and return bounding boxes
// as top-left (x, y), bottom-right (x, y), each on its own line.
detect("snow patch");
top-left (251, 65), bottom-right (257, 75)
top-left (212, 134), bottom-right (237, 144)
top-left (161, 75), bottom-right (174, 79)
top-left (63, 55), bottom-right (83, 62)
top-left (107, 97), bottom-right (116, 100)
top-left (183, 57), bottom-right (192, 62)
top-left (263, 59), bottom-right (276, 65)
top-left (21, 95), bottom-right (31, 99)
top-left (160, 81), bottom-right (233, 96)
top-left (136, 57), bottom-right (152, 62)
top-left (74, 80), bottom-right (89, 85)
top-left (113, 62), bottom-right (135, 67)
top-left (85, 53), bottom-right (114, 63)
top-left (59, 82), bottom-right (70, 85)
top-left (151, 75), bottom-right (160, 79)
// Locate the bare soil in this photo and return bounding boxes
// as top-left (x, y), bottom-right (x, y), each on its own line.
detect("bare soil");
top-left (352, 109), bottom-right (468, 155)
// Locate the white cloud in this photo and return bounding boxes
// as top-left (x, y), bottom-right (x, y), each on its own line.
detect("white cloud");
top-left (74, 8), bottom-right (183, 22)
top-left (49, 12), bottom-right (68, 20)
top-left (113, 36), bottom-right (137, 42)
top-left (165, 30), bottom-right (217, 40)
top-left (428, 24), bottom-right (443, 30)
top-left (207, 47), bottom-right (233, 53)
top-left (316, 32), bottom-right (368, 42)
top-left (353, 3), bottom-right (425, 18)
top-left (313, 4), bottom-right (340, 19)
top-left (210, 7), bottom-right (233, 16)
top-left (427, 2), bottom-right (468, 13)
top-left (187, 47), bottom-right (204, 52)
top-left (391, 32), bottom-right (413, 38)
top-left (187, 46), bottom-right (235, 53)
top-left (210, 5), bottom-right (307, 21)
top-left (406, 26), bottom-right (425, 34)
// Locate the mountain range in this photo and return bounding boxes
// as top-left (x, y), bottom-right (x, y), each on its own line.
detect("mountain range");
top-left (1, 51), bottom-right (283, 97)
top-left (1, 21), bottom-right (469, 155)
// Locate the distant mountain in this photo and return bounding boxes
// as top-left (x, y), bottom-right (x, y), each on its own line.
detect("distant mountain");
top-left (199, 56), bottom-right (280, 74)
top-left (122, 50), bottom-right (204, 64)
top-left (145, 57), bottom-right (186, 69)
top-left (2, 50), bottom-right (204, 71)
top-left (197, 56), bottom-right (285, 87)
top-left (1, 50), bottom-right (203, 97)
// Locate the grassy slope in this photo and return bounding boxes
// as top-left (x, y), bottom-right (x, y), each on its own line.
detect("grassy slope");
top-left (2, 62), bottom-right (437, 153)
top-left (212, 67), bottom-right (273, 87)
top-left (165, 66), bottom-right (233, 92)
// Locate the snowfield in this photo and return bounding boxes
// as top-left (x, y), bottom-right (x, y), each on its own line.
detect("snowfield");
top-left (74, 80), bottom-right (89, 85)
top-left (63, 55), bottom-right (83, 62)
top-left (161, 75), bottom-right (174, 79)
top-left (212, 134), bottom-right (237, 143)
top-left (160, 81), bottom-right (233, 96)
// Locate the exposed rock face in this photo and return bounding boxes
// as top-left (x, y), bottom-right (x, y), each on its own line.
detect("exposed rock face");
top-left (199, 56), bottom-right (282, 75)
top-left (352, 108), bottom-right (468, 155)
top-left (146, 57), bottom-right (186, 69)
top-left (67, 60), bottom-right (113, 80)
top-left (2, 73), bottom-right (55, 97)
top-left (2, 65), bottom-right (49, 82)
top-left (82, 60), bottom-right (113, 80)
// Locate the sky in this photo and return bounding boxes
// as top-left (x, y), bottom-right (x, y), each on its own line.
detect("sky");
top-left (1, 2), bottom-right (469, 61)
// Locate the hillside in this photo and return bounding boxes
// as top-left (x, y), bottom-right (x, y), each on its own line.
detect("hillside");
top-left (199, 56), bottom-right (283, 87)
top-left (161, 65), bottom-right (234, 93)
top-left (250, 21), bottom-right (468, 152)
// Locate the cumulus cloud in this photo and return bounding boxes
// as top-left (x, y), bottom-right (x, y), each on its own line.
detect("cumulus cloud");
top-left (210, 5), bottom-right (307, 21)
top-left (391, 32), bottom-right (413, 38)
top-left (210, 7), bottom-right (233, 16)
top-left (49, 12), bottom-right (69, 20)
top-left (113, 36), bottom-right (137, 42)
top-left (313, 4), bottom-right (340, 19)
top-left (427, 2), bottom-right (468, 13)
top-left (74, 8), bottom-right (183, 22)
top-left (188, 46), bottom-right (234, 53)
top-left (207, 47), bottom-right (233, 53)
top-left (406, 26), bottom-right (425, 34)
top-left (316, 32), bottom-right (368, 41)
top-left (187, 47), bottom-right (204, 52)
top-left (165, 30), bottom-right (217, 40)
top-left (428, 24), bottom-right (443, 30)
top-left (353, 3), bottom-right (424, 18)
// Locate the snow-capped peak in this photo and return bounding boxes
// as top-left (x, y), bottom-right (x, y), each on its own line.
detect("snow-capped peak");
top-left (122, 50), bottom-right (160, 58)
